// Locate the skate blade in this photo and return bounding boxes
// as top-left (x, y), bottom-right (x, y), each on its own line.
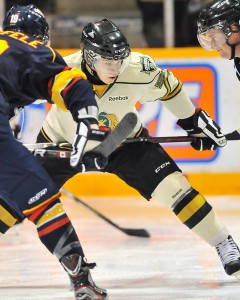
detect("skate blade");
top-left (233, 270), bottom-right (240, 280)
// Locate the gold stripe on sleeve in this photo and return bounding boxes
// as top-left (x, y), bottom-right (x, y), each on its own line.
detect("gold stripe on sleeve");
top-left (0, 205), bottom-right (17, 227)
top-left (161, 81), bottom-right (183, 101)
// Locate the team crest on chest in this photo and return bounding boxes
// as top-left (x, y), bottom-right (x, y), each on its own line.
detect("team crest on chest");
top-left (140, 56), bottom-right (157, 74)
top-left (98, 112), bottom-right (119, 130)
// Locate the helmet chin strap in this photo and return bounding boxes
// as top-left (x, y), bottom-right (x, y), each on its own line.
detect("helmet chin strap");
top-left (229, 45), bottom-right (236, 60)
top-left (226, 39), bottom-right (236, 59)
top-left (227, 28), bottom-right (240, 60)
top-left (82, 59), bottom-right (106, 85)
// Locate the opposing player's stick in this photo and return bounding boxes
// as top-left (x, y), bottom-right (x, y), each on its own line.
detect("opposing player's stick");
top-left (61, 187), bottom-right (150, 238)
top-left (124, 128), bottom-right (240, 144)
top-left (23, 142), bottom-right (57, 149)
top-left (28, 147), bottom-right (71, 158)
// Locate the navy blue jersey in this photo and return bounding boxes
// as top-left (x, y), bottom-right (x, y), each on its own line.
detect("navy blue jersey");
top-left (0, 30), bottom-right (97, 120)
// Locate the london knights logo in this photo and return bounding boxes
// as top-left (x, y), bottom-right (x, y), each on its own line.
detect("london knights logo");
top-left (98, 112), bottom-right (119, 130)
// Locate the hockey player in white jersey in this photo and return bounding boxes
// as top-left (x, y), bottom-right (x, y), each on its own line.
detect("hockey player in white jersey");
top-left (37, 19), bottom-right (240, 279)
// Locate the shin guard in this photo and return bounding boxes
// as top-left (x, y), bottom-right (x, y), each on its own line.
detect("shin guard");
top-left (26, 198), bottom-right (84, 260)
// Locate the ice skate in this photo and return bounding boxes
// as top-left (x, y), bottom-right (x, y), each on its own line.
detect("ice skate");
top-left (216, 235), bottom-right (240, 279)
top-left (61, 254), bottom-right (108, 300)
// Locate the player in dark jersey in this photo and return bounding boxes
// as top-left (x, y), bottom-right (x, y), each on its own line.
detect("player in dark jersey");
top-left (0, 5), bottom-right (108, 300)
top-left (197, 0), bottom-right (240, 79)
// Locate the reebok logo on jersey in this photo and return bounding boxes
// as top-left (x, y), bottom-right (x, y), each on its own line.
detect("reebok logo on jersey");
top-left (28, 188), bottom-right (47, 204)
top-left (109, 96), bottom-right (129, 102)
top-left (155, 161), bottom-right (170, 173)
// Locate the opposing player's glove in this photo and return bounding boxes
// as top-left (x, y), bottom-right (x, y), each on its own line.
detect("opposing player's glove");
top-left (177, 108), bottom-right (227, 151)
top-left (70, 119), bottom-right (110, 172)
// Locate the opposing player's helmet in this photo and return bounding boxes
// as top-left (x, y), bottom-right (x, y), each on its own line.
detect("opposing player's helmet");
top-left (81, 18), bottom-right (130, 73)
top-left (3, 4), bottom-right (50, 44)
top-left (197, 0), bottom-right (240, 38)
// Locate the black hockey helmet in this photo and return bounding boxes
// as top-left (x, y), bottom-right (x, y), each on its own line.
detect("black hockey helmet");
top-left (197, 0), bottom-right (240, 37)
top-left (81, 18), bottom-right (130, 69)
top-left (3, 4), bottom-right (50, 44)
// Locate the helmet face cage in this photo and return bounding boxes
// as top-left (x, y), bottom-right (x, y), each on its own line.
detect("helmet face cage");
top-left (197, 26), bottom-right (228, 51)
top-left (82, 19), bottom-right (131, 73)
top-left (3, 5), bottom-right (50, 44)
top-left (83, 49), bottom-right (102, 70)
top-left (197, 0), bottom-right (240, 36)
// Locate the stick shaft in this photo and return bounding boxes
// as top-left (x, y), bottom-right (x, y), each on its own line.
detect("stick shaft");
top-left (24, 142), bottom-right (57, 149)
top-left (29, 148), bottom-right (71, 158)
top-left (60, 188), bottom-right (150, 238)
top-left (124, 128), bottom-right (240, 144)
top-left (61, 188), bottom-right (120, 227)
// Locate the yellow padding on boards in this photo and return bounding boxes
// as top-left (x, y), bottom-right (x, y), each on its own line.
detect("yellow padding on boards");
top-left (176, 194), bottom-right (205, 223)
top-left (37, 203), bottom-right (64, 226)
top-left (0, 205), bottom-right (17, 227)
top-left (186, 173), bottom-right (240, 195)
top-left (62, 173), bottom-right (240, 197)
top-left (63, 173), bottom-right (139, 197)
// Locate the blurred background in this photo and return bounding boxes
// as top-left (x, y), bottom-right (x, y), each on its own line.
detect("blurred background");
top-left (1, 0), bottom-right (212, 48)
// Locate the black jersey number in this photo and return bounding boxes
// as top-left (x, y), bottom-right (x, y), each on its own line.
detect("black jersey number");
top-left (0, 40), bottom-right (10, 55)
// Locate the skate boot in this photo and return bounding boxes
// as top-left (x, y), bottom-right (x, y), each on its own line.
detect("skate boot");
top-left (215, 235), bottom-right (240, 279)
top-left (61, 253), bottom-right (108, 300)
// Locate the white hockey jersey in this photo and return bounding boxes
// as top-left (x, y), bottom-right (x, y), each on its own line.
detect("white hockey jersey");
top-left (42, 50), bottom-right (195, 144)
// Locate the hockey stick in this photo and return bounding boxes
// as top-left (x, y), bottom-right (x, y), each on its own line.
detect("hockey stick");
top-left (23, 142), bottom-right (57, 149)
top-left (92, 112), bottom-right (138, 157)
top-left (28, 148), bottom-right (71, 158)
top-left (25, 125), bottom-right (240, 153)
top-left (61, 187), bottom-right (150, 238)
top-left (124, 128), bottom-right (240, 144)
top-left (25, 112), bottom-right (138, 158)
top-left (23, 142), bottom-right (71, 158)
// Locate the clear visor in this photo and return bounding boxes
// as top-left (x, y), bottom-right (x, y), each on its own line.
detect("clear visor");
top-left (197, 28), bottom-right (227, 51)
top-left (94, 56), bottom-right (130, 77)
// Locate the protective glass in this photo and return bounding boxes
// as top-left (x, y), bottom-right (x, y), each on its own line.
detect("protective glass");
top-left (94, 56), bottom-right (131, 76)
top-left (197, 27), bottom-right (227, 51)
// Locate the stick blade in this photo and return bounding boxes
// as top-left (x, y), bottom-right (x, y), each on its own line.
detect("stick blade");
top-left (93, 112), bottom-right (138, 157)
top-left (121, 227), bottom-right (150, 238)
top-left (225, 129), bottom-right (240, 141)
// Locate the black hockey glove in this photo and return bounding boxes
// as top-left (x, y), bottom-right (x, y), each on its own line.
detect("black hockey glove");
top-left (177, 108), bottom-right (227, 151)
top-left (70, 120), bottom-right (110, 172)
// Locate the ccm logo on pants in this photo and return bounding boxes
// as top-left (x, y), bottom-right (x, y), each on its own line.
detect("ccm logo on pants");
top-left (155, 162), bottom-right (170, 173)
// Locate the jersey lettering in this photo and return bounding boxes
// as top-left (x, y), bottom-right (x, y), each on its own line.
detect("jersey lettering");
top-left (0, 40), bottom-right (10, 55)
top-left (0, 31), bottom-right (43, 49)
